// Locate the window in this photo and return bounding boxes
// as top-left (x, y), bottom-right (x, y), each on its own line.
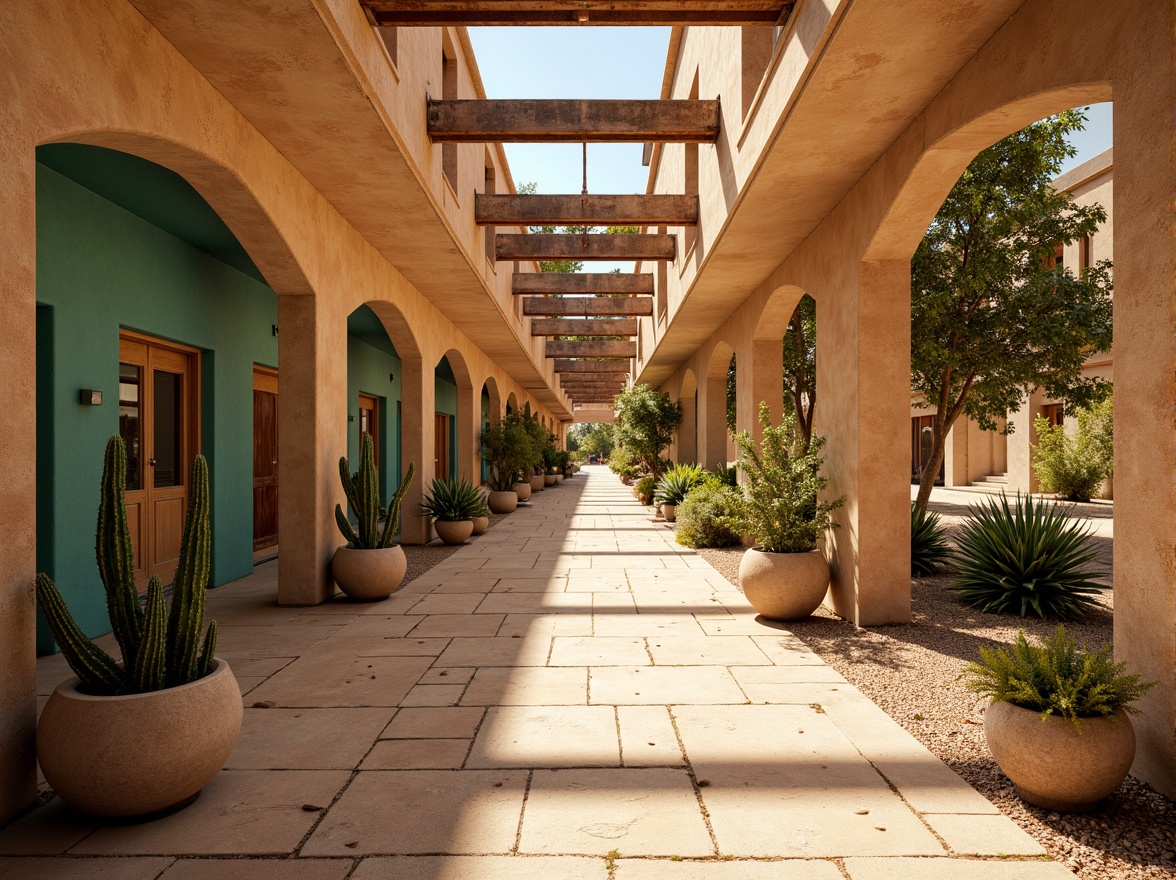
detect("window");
top-left (683, 72), bottom-right (700, 259)
top-left (1042, 403), bottom-right (1064, 428)
top-left (378, 27), bottom-right (398, 67)
top-left (741, 27), bottom-right (774, 121)
top-left (657, 226), bottom-right (668, 321)
top-left (1079, 234), bottom-right (1092, 272)
top-left (441, 37), bottom-right (458, 193)
top-left (484, 153), bottom-right (497, 266)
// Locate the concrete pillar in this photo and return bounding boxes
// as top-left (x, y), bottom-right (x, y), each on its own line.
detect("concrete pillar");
top-left (277, 294), bottom-right (347, 605)
top-left (737, 337), bottom-right (785, 443)
top-left (818, 261), bottom-right (911, 625)
top-left (399, 356), bottom-right (435, 545)
top-left (456, 381), bottom-right (478, 483)
top-left (943, 422), bottom-right (969, 488)
top-left (699, 368), bottom-right (729, 469)
top-left (0, 155), bottom-right (38, 823)
top-left (1006, 389), bottom-right (1045, 495)
top-left (1111, 4), bottom-right (1175, 797)
top-left (678, 393), bottom-right (698, 465)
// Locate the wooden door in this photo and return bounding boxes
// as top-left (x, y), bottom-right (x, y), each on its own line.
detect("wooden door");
top-left (434, 412), bottom-right (451, 480)
top-left (359, 394), bottom-right (379, 465)
top-left (119, 333), bottom-right (199, 591)
top-left (253, 368), bottom-right (279, 551)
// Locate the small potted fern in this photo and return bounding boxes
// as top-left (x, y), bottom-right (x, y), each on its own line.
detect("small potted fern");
top-left (654, 463), bottom-right (705, 522)
top-left (731, 404), bottom-right (844, 620)
top-left (333, 433), bottom-right (414, 600)
top-left (421, 476), bottom-right (483, 544)
top-left (966, 627), bottom-right (1154, 812)
top-left (35, 436), bottom-right (241, 819)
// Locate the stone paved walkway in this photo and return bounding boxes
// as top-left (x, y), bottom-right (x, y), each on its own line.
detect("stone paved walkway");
top-left (3, 466), bottom-right (1076, 879)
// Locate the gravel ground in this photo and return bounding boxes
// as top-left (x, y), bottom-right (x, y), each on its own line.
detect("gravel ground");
top-left (400, 510), bottom-right (511, 583)
top-left (690, 496), bottom-right (1175, 880)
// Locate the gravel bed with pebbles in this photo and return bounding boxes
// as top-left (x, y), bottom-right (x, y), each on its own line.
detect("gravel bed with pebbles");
top-left (400, 510), bottom-right (510, 584)
top-left (691, 500), bottom-right (1174, 880)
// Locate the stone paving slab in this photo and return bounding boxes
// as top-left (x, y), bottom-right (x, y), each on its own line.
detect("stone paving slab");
top-left (9, 466), bottom-right (1075, 878)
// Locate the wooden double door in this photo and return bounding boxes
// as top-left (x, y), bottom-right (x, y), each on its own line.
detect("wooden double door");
top-left (118, 333), bottom-right (199, 591)
top-left (253, 368), bottom-right (279, 552)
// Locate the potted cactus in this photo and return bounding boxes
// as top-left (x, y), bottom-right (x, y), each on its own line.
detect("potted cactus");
top-left (333, 434), bottom-right (414, 600)
top-left (35, 436), bottom-right (241, 819)
top-left (420, 476), bottom-right (483, 545)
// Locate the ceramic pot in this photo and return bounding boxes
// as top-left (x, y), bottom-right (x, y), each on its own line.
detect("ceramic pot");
top-left (487, 490), bottom-right (517, 514)
top-left (472, 515), bottom-right (490, 535)
top-left (434, 519), bottom-right (474, 545)
top-left (554, 474), bottom-right (564, 484)
top-left (544, 474), bottom-right (556, 486)
top-left (738, 548), bottom-right (829, 620)
top-left (513, 481), bottom-right (532, 501)
top-left (661, 503), bottom-right (677, 522)
top-left (37, 659), bottom-right (242, 818)
top-left (984, 701), bottom-right (1136, 812)
top-left (332, 544), bottom-right (407, 600)
top-left (530, 474), bottom-right (545, 492)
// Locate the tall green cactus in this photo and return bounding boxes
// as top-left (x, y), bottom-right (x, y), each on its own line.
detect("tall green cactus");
top-left (35, 437), bottom-right (219, 696)
top-left (335, 432), bottom-right (415, 549)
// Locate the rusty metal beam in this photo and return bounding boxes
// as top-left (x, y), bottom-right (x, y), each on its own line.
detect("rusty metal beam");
top-left (364, 1), bottom-right (793, 26)
top-left (477, 194), bottom-right (697, 226)
top-left (513, 273), bottom-right (653, 296)
top-left (429, 100), bottom-right (719, 144)
top-left (546, 340), bottom-right (637, 358)
top-left (530, 318), bottom-right (638, 337)
top-left (498, 233), bottom-right (675, 262)
top-left (554, 359), bottom-right (631, 373)
top-left (561, 375), bottom-right (629, 385)
top-left (523, 297), bottom-right (653, 317)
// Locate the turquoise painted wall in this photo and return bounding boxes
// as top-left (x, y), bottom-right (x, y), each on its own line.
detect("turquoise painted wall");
top-left (346, 338), bottom-right (402, 498)
top-left (35, 163), bottom-right (281, 652)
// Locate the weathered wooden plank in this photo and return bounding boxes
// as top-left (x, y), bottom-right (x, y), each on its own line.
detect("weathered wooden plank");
top-left (513, 273), bottom-right (653, 296)
top-left (477, 194), bottom-right (697, 226)
top-left (530, 318), bottom-right (638, 337)
top-left (364, 1), bottom-right (793, 26)
top-left (546, 340), bottom-right (637, 358)
top-left (429, 100), bottom-right (719, 143)
top-left (561, 379), bottom-right (629, 387)
top-left (554, 359), bottom-right (631, 373)
top-left (498, 233), bottom-right (675, 261)
top-left (559, 372), bottom-right (631, 382)
top-left (524, 297), bottom-right (653, 317)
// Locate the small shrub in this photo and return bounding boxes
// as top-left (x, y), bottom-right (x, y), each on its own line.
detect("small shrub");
top-left (964, 626), bottom-right (1154, 732)
top-left (675, 479), bottom-right (744, 548)
top-left (634, 475), bottom-right (656, 504)
top-left (710, 462), bottom-right (738, 487)
top-left (1032, 414), bottom-right (1108, 502)
top-left (655, 463), bottom-right (706, 505)
top-left (607, 445), bottom-right (641, 480)
top-left (911, 504), bottom-right (950, 576)
top-left (949, 493), bottom-right (1102, 619)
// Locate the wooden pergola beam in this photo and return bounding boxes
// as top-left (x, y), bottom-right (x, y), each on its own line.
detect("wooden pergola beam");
top-left (560, 378), bottom-right (629, 387)
top-left (498, 233), bottom-right (675, 262)
top-left (523, 297), bottom-right (653, 317)
top-left (476, 194), bottom-right (697, 226)
top-left (530, 318), bottom-right (638, 337)
top-left (363, 1), bottom-right (793, 26)
top-left (546, 340), bottom-right (636, 358)
top-left (513, 273), bottom-right (653, 296)
top-left (429, 100), bottom-right (719, 143)
top-left (554, 359), bottom-right (630, 373)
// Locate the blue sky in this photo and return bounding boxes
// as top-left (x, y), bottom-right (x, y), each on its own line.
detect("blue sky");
top-left (467, 27), bottom-right (1113, 270)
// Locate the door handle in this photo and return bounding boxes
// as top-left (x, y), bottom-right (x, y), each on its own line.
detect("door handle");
top-left (148, 458), bottom-right (156, 467)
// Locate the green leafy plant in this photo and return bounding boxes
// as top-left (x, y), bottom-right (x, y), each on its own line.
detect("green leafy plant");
top-left (729, 403), bottom-right (844, 553)
top-left (421, 476), bottom-right (484, 522)
top-left (634, 475), bottom-right (656, 505)
top-left (964, 627), bottom-right (1155, 732)
top-left (336, 433), bottom-right (414, 549)
top-left (674, 478), bottom-right (744, 548)
top-left (480, 413), bottom-right (533, 491)
top-left (35, 436), bottom-right (217, 695)
top-left (911, 503), bottom-right (950, 576)
top-left (613, 384), bottom-right (682, 481)
top-left (1032, 408), bottom-right (1111, 502)
top-left (607, 445), bottom-right (642, 480)
top-left (710, 462), bottom-right (738, 488)
top-left (655, 464), bottom-right (706, 505)
top-left (521, 403), bottom-right (550, 475)
top-left (949, 493), bottom-right (1102, 619)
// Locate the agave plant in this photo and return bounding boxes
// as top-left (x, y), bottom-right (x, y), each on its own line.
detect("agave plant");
top-left (421, 476), bottom-right (485, 522)
top-left (949, 493), bottom-right (1103, 619)
top-left (35, 436), bottom-right (217, 695)
top-left (655, 463), bottom-right (706, 505)
top-left (911, 503), bottom-right (950, 576)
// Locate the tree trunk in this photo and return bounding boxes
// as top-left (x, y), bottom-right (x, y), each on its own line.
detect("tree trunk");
top-left (914, 427), bottom-right (948, 511)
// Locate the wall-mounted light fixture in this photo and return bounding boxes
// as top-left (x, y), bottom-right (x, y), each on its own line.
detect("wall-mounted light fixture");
top-left (271, 324), bottom-right (279, 337)
top-left (348, 415), bottom-right (355, 422)
top-left (79, 389), bottom-right (103, 406)
top-left (389, 373), bottom-right (395, 383)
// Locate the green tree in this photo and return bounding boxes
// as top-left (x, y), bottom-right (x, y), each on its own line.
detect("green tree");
top-left (517, 181), bottom-right (584, 274)
top-left (911, 110), bottom-right (1113, 510)
top-left (783, 295), bottom-right (817, 450)
top-left (613, 384), bottom-right (682, 480)
top-left (569, 422), bottom-right (615, 459)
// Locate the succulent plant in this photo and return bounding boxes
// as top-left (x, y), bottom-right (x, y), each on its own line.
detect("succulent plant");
top-left (336, 434), bottom-right (414, 549)
top-left (36, 436), bottom-right (217, 695)
top-left (420, 476), bottom-right (485, 522)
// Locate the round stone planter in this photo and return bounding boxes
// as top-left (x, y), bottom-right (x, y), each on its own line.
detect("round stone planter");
top-left (434, 519), bottom-right (474, 545)
top-left (38, 659), bottom-right (242, 819)
top-left (984, 701), bottom-right (1136, 812)
top-left (472, 515), bottom-right (490, 535)
top-left (544, 474), bottom-right (556, 486)
top-left (554, 474), bottom-right (564, 485)
top-left (661, 502), bottom-right (677, 522)
top-left (513, 481), bottom-right (532, 501)
top-left (530, 474), bottom-right (545, 493)
top-left (332, 544), bottom-right (407, 600)
top-left (738, 548), bottom-right (829, 620)
top-left (487, 490), bottom-right (518, 514)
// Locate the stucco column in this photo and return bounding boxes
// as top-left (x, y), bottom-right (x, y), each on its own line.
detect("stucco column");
top-left (677, 393), bottom-right (698, 465)
top-left (456, 382), bottom-right (478, 483)
top-left (698, 368), bottom-right (729, 469)
top-left (277, 294), bottom-right (347, 605)
top-left (737, 337), bottom-right (785, 443)
top-left (0, 155), bottom-right (38, 823)
top-left (1005, 389), bottom-right (1045, 494)
top-left (818, 261), bottom-right (911, 625)
top-left (943, 422), bottom-right (968, 488)
top-left (1111, 5), bottom-right (1175, 797)
top-left (399, 356), bottom-right (434, 544)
